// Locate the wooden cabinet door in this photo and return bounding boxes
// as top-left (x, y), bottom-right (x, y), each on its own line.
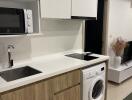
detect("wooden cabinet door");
top-left (35, 79), bottom-right (54, 100)
top-left (52, 73), bottom-right (68, 93)
top-left (54, 85), bottom-right (80, 100)
top-left (72, 0), bottom-right (98, 18)
top-left (1, 85), bottom-right (35, 100)
top-left (40, 0), bottom-right (71, 19)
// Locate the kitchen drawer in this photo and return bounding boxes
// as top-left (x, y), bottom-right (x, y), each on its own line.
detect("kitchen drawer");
top-left (52, 69), bottom-right (80, 93)
top-left (35, 79), bottom-right (54, 100)
top-left (53, 85), bottom-right (80, 100)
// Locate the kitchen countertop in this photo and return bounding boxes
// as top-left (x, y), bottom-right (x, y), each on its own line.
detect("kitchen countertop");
top-left (0, 51), bottom-right (109, 93)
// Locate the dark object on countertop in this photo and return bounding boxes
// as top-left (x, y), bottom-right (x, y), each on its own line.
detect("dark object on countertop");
top-left (65, 53), bottom-right (98, 61)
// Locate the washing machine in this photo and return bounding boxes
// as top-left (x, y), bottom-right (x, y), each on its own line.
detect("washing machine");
top-left (81, 63), bottom-right (106, 100)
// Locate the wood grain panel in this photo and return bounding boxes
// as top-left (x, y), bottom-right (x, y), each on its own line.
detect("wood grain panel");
top-left (52, 73), bottom-right (68, 93)
top-left (52, 69), bottom-right (80, 93)
top-left (53, 85), bottom-right (80, 100)
top-left (0, 95), bottom-right (1, 100)
top-left (1, 85), bottom-right (35, 100)
top-left (67, 70), bottom-right (80, 87)
top-left (35, 79), bottom-right (53, 100)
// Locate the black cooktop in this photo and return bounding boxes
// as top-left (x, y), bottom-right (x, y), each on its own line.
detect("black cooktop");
top-left (65, 53), bottom-right (98, 61)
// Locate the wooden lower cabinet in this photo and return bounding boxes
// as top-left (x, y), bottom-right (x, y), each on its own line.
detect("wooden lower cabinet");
top-left (1, 85), bottom-right (35, 100)
top-left (0, 69), bottom-right (81, 100)
top-left (35, 79), bottom-right (53, 100)
top-left (53, 85), bottom-right (80, 100)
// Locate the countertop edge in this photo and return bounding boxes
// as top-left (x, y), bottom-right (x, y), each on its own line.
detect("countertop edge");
top-left (0, 54), bottom-right (109, 93)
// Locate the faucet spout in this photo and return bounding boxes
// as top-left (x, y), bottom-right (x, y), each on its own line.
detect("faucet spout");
top-left (7, 45), bottom-right (14, 68)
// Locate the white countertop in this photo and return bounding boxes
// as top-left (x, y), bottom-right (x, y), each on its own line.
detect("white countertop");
top-left (0, 51), bottom-right (109, 93)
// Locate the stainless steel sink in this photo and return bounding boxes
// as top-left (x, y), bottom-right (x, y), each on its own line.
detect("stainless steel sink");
top-left (0, 66), bottom-right (42, 82)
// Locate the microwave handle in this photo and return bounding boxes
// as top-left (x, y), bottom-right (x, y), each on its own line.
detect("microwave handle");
top-left (24, 9), bottom-right (33, 33)
top-left (24, 9), bottom-right (28, 33)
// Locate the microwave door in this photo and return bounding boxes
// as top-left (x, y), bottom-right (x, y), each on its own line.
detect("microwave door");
top-left (0, 7), bottom-right (25, 34)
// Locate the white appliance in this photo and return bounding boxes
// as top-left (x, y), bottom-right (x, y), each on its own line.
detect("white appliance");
top-left (0, 7), bottom-right (33, 34)
top-left (82, 63), bottom-right (106, 100)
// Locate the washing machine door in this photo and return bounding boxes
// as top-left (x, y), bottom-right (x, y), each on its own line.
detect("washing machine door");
top-left (89, 77), bottom-right (104, 100)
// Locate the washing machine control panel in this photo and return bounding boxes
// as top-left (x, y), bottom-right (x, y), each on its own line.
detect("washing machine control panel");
top-left (87, 72), bottom-right (96, 79)
top-left (82, 63), bottom-right (106, 79)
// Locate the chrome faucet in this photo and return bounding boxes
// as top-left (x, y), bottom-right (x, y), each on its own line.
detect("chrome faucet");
top-left (7, 45), bottom-right (14, 68)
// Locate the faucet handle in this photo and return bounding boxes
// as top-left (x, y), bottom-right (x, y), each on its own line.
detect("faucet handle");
top-left (8, 45), bottom-right (15, 49)
top-left (7, 45), bottom-right (15, 52)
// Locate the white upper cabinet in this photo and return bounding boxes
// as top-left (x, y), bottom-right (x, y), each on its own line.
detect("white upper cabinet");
top-left (72, 0), bottom-right (98, 18)
top-left (4, 0), bottom-right (36, 2)
top-left (40, 0), bottom-right (98, 19)
top-left (40, 0), bottom-right (71, 19)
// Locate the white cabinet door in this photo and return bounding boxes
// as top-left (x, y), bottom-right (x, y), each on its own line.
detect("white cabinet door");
top-left (40, 0), bottom-right (71, 19)
top-left (72, 0), bottom-right (98, 18)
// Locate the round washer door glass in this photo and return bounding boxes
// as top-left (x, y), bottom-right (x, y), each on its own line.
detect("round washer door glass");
top-left (92, 80), bottom-right (104, 99)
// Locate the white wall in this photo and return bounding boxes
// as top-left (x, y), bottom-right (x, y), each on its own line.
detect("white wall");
top-left (0, 1), bottom-right (83, 68)
top-left (107, 0), bottom-right (132, 66)
top-left (0, 19), bottom-right (83, 68)
top-left (31, 19), bottom-right (83, 57)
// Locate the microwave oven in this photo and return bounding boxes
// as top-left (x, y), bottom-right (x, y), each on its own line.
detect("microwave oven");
top-left (0, 7), bottom-right (33, 35)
